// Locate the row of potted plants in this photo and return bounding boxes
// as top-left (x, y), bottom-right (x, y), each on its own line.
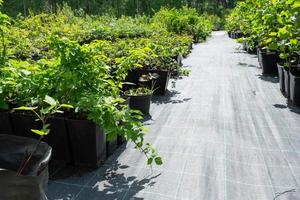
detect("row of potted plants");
top-left (0, 5), bottom-right (213, 168)
top-left (226, 0), bottom-right (300, 106)
top-left (0, 3), bottom-right (214, 199)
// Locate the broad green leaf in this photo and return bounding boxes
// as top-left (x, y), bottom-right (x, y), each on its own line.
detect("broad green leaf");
top-left (292, 2), bottom-right (300, 9)
top-left (147, 157), bottom-right (153, 165)
top-left (155, 157), bottom-right (163, 165)
top-left (265, 38), bottom-right (273, 44)
top-left (44, 95), bottom-right (57, 106)
top-left (290, 39), bottom-right (298, 46)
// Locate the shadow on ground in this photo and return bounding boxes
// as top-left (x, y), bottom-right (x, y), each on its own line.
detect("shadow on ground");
top-left (273, 104), bottom-right (288, 109)
top-left (273, 102), bottom-right (300, 115)
top-left (287, 101), bottom-right (300, 115)
top-left (152, 90), bottom-right (191, 105)
top-left (49, 146), bottom-right (161, 200)
top-left (237, 62), bottom-right (257, 68)
top-left (89, 161), bottom-right (160, 200)
top-left (256, 74), bottom-right (279, 83)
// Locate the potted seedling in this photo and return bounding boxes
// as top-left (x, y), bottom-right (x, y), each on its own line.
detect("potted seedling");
top-left (124, 73), bottom-right (159, 115)
top-left (257, 47), bottom-right (279, 75)
top-left (0, 96), bottom-right (72, 200)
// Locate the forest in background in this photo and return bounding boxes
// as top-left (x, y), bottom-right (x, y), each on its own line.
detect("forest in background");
top-left (2, 0), bottom-right (237, 17)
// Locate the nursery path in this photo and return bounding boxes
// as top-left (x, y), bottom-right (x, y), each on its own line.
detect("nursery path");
top-left (48, 31), bottom-right (300, 200)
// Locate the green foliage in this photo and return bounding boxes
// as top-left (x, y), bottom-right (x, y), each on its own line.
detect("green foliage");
top-left (2, 0), bottom-right (237, 18)
top-left (0, 6), bottom-right (213, 166)
top-left (226, 0), bottom-right (300, 67)
top-left (124, 87), bottom-right (153, 96)
top-left (15, 95), bottom-right (73, 137)
top-left (152, 7), bottom-right (213, 42)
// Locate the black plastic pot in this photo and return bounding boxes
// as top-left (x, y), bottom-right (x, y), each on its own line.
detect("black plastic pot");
top-left (44, 117), bottom-right (72, 163)
top-left (172, 54), bottom-right (183, 66)
top-left (124, 69), bottom-right (171, 95)
top-left (230, 31), bottom-right (236, 39)
top-left (117, 135), bottom-right (126, 145)
top-left (10, 113), bottom-right (39, 138)
top-left (246, 45), bottom-right (257, 55)
top-left (0, 111), bottom-right (13, 134)
top-left (289, 69), bottom-right (300, 107)
top-left (230, 31), bottom-right (242, 39)
top-left (258, 49), bottom-right (279, 75)
top-left (284, 67), bottom-right (291, 99)
top-left (277, 64), bottom-right (286, 96)
top-left (106, 138), bottom-right (118, 157)
top-left (0, 134), bottom-right (51, 200)
top-left (10, 113), bottom-right (72, 164)
top-left (67, 119), bottom-right (106, 168)
top-left (235, 31), bottom-right (243, 39)
top-left (126, 94), bottom-right (152, 115)
top-left (189, 42), bottom-right (193, 50)
top-left (227, 31), bottom-right (231, 38)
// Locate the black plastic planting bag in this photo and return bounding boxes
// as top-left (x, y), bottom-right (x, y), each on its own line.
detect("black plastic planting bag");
top-left (0, 134), bottom-right (52, 200)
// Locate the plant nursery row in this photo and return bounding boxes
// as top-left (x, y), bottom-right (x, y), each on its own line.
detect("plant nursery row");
top-left (0, 5), bottom-right (215, 168)
top-left (226, 0), bottom-right (300, 106)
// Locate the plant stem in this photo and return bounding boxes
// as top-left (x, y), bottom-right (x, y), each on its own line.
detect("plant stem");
top-left (17, 135), bottom-right (43, 176)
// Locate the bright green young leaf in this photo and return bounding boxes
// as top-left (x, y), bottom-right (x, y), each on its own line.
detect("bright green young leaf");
top-left (290, 39), bottom-right (298, 46)
top-left (292, 2), bottom-right (300, 9)
top-left (44, 95), bottom-right (57, 106)
top-left (31, 129), bottom-right (47, 136)
top-left (265, 38), bottom-right (273, 44)
top-left (15, 106), bottom-right (38, 111)
top-left (60, 104), bottom-right (74, 109)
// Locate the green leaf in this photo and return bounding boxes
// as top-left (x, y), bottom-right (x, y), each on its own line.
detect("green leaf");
top-left (43, 95), bottom-right (57, 106)
top-left (60, 104), bottom-right (74, 109)
top-left (31, 129), bottom-right (47, 136)
top-left (0, 100), bottom-right (8, 110)
top-left (147, 157), bottom-right (153, 165)
top-left (265, 38), bottom-right (273, 44)
top-left (292, 2), bottom-right (300, 9)
top-left (155, 157), bottom-right (163, 165)
top-left (290, 39), bottom-right (298, 46)
top-left (15, 106), bottom-right (37, 111)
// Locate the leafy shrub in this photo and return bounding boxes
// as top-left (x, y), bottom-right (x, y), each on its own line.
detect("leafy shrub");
top-left (226, 0), bottom-right (300, 66)
top-left (153, 7), bottom-right (213, 42)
